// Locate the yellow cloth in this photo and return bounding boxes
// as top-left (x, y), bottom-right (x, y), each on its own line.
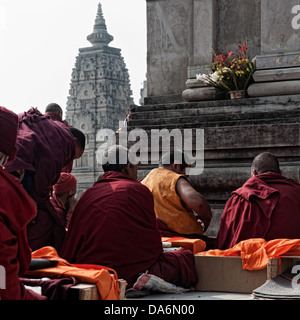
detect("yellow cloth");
top-left (142, 168), bottom-right (203, 235)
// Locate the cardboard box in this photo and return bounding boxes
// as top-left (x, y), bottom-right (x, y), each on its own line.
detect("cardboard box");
top-left (194, 255), bottom-right (300, 293)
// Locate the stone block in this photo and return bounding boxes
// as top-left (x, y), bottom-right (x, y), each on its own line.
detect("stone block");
top-left (248, 80), bottom-right (300, 97)
top-left (255, 52), bottom-right (300, 70)
top-left (182, 87), bottom-right (224, 102)
top-left (253, 67), bottom-right (300, 82)
top-left (185, 78), bottom-right (207, 88)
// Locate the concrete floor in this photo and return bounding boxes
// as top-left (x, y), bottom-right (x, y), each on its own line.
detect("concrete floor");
top-left (127, 291), bottom-right (253, 300)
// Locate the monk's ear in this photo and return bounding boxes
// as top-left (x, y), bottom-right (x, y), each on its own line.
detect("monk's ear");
top-left (173, 163), bottom-right (184, 175)
top-left (251, 168), bottom-right (258, 176)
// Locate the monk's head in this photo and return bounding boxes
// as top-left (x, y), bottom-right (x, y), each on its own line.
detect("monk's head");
top-left (69, 127), bottom-right (86, 159)
top-left (251, 152), bottom-right (281, 176)
top-left (45, 103), bottom-right (63, 121)
top-left (102, 145), bottom-right (137, 180)
top-left (159, 150), bottom-right (191, 178)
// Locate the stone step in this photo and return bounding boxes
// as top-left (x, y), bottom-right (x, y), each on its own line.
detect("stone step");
top-left (128, 112), bottom-right (300, 129)
top-left (138, 94), bottom-right (300, 113)
top-left (130, 95), bottom-right (300, 127)
top-left (132, 105), bottom-right (300, 121)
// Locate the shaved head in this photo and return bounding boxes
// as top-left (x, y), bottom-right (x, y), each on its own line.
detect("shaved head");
top-left (45, 103), bottom-right (62, 114)
top-left (251, 152), bottom-right (280, 175)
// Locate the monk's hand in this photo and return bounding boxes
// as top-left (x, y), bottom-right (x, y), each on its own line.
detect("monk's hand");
top-left (196, 218), bottom-right (205, 231)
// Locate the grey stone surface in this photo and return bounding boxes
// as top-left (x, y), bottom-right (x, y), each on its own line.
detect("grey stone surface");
top-left (216, 0), bottom-right (261, 58)
top-left (127, 290), bottom-right (253, 300)
top-left (247, 80), bottom-right (300, 97)
top-left (193, 0), bottom-right (217, 67)
top-left (253, 67), bottom-right (300, 82)
top-left (147, 0), bottom-right (193, 97)
top-left (261, 0), bottom-right (300, 55)
top-left (255, 52), bottom-right (300, 70)
top-left (185, 79), bottom-right (207, 89)
top-left (182, 87), bottom-right (224, 102)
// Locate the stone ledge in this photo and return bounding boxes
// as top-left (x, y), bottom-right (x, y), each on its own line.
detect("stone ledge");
top-left (248, 80), bottom-right (300, 97)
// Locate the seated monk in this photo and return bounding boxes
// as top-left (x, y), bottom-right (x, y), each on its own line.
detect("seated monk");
top-left (61, 145), bottom-right (198, 289)
top-left (0, 107), bottom-right (44, 300)
top-left (5, 108), bottom-right (85, 253)
top-left (217, 152), bottom-right (300, 249)
top-left (141, 151), bottom-right (213, 247)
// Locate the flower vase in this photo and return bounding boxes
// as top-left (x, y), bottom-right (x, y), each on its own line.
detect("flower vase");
top-left (229, 90), bottom-right (247, 99)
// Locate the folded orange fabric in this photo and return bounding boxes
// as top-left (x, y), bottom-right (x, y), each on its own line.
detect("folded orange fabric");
top-left (198, 238), bottom-right (300, 270)
top-left (162, 237), bottom-right (206, 254)
top-left (25, 246), bottom-right (120, 300)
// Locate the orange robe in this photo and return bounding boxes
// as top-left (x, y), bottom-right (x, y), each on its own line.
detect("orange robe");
top-left (142, 168), bottom-right (203, 235)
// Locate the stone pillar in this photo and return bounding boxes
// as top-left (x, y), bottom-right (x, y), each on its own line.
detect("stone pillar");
top-left (182, 0), bottom-right (220, 102)
top-left (248, 0), bottom-right (300, 97)
top-left (146, 0), bottom-right (194, 103)
top-left (188, 0), bottom-right (217, 78)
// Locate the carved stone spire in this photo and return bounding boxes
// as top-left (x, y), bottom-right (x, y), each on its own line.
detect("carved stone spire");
top-left (87, 2), bottom-right (113, 46)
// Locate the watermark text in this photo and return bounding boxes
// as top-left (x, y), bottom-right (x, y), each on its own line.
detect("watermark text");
top-left (96, 123), bottom-right (205, 176)
top-left (292, 5), bottom-right (300, 30)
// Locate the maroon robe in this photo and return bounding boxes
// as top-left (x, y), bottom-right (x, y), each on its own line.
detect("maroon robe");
top-left (217, 172), bottom-right (300, 249)
top-left (45, 112), bottom-right (62, 122)
top-left (0, 168), bottom-right (44, 300)
top-left (61, 171), bottom-right (197, 288)
top-left (50, 193), bottom-right (73, 229)
top-left (5, 108), bottom-right (76, 252)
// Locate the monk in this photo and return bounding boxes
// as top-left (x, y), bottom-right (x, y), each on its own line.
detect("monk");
top-left (0, 107), bottom-right (43, 300)
top-left (45, 103), bottom-right (63, 122)
top-left (141, 151), bottom-right (213, 246)
top-left (50, 173), bottom-right (77, 229)
top-left (45, 102), bottom-right (71, 128)
top-left (217, 152), bottom-right (300, 249)
top-left (61, 145), bottom-right (198, 289)
top-left (5, 108), bottom-right (85, 253)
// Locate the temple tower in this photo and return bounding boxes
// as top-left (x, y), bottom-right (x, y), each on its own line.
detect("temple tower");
top-left (66, 3), bottom-right (133, 195)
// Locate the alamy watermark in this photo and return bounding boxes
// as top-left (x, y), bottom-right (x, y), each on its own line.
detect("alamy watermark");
top-left (292, 5), bottom-right (300, 30)
top-left (291, 264), bottom-right (300, 291)
top-left (96, 123), bottom-right (204, 176)
top-left (0, 265), bottom-right (5, 290)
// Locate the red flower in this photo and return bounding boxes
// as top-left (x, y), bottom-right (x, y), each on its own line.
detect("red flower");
top-left (238, 42), bottom-right (247, 56)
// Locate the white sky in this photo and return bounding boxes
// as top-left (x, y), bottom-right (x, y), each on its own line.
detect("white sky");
top-left (0, 0), bottom-right (147, 117)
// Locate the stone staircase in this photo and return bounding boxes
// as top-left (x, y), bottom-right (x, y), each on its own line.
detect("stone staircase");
top-left (127, 94), bottom-right (300, 236)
